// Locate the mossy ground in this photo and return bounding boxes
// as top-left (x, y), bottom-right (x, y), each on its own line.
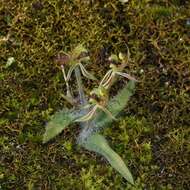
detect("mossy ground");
top-left (0, 0), bottom-right (190, 189)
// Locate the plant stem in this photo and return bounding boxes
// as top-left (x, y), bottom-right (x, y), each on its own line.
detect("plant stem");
top-left (74, 66), bottom-right (90, 129)
top-left (74, 66), bottom-right (86, 106)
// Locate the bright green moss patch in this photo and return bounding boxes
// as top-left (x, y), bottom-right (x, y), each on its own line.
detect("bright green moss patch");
top-left (0, 0), bottom-right (190, 189)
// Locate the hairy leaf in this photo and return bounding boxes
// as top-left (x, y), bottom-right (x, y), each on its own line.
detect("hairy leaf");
top-left (82, 134), bottom-right (134, 184)
top-left (94, 80), bottom-right (135, 130)
top-left (43, 109), bottom-right (81, 143)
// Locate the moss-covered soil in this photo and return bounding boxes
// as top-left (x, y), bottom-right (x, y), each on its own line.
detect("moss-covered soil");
top-left (0, 0), bottom-right (190, 189)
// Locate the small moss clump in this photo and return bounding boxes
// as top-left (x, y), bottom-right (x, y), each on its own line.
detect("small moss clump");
top-left (0, 0), bottom-right (190, 189)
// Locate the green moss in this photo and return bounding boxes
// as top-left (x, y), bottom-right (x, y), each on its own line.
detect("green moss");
top-left (0, 0), bottom-right (190, 189)
top-left (148, 6), bottom-right (173, 20)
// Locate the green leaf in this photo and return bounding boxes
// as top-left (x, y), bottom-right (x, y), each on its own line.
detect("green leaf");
top-left (82, 134), bottom-right (134, 184)
top-left (43, 109), bottom-right (81, 143)
top-left (94, 80), bottom-right (135, 130)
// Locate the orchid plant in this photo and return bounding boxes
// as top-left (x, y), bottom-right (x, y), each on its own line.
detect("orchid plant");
top-left (43, 44), bottom-right (137, 185)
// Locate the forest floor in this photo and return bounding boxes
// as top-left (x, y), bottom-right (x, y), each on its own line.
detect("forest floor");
top-left (0, 0), bottom-right (190, 189)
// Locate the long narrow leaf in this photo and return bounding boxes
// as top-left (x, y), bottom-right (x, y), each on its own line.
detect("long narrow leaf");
top-left (82, 134), bottom-right (134, 184)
